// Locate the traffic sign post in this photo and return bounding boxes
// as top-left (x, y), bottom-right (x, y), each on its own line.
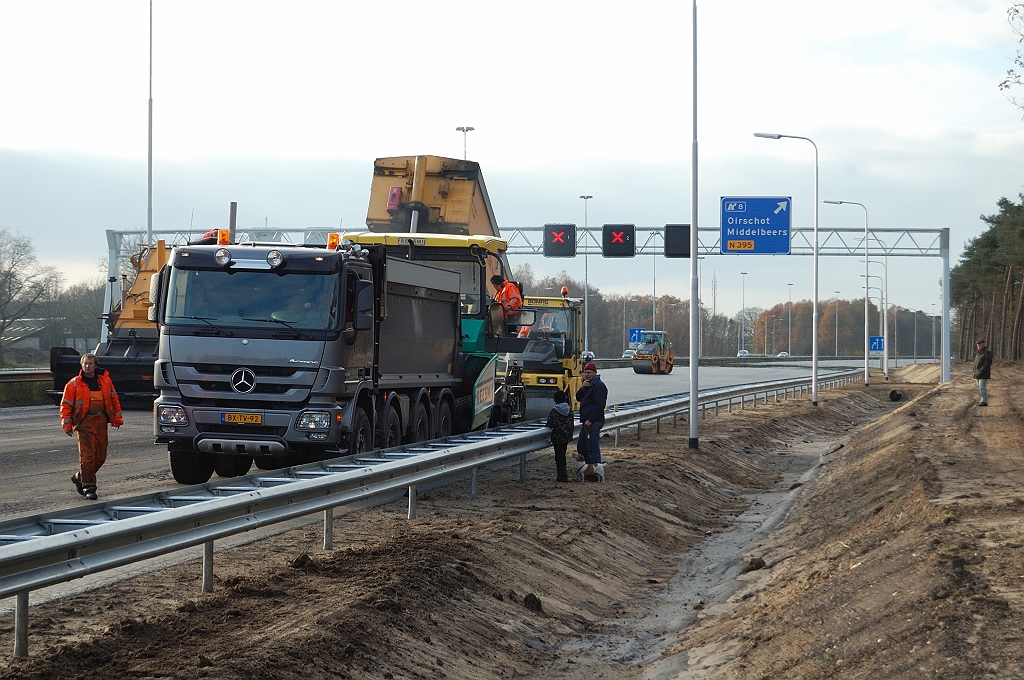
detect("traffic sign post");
top-left (543, 223), bottom-right (576, 257)
top-left (720, 197), bottom-right (793, 254)
top-left (869, 335), bottom-right (884, 357)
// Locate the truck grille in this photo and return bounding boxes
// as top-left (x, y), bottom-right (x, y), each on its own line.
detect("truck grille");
top-left (196, 424), bottom-right (288, 437)
top-left (192, 363), bottom-right (298, 377)
top-left (181, 395), bottom-right (307, 410)
top-left (194, 380), bottom-right (292, 395)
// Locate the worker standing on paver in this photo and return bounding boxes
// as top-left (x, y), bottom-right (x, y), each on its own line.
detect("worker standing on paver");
top-left (974, 339), bottom-right (992, 406)
top-left (490, 274), bottom-right (522, 319)
top-left (60, 353), bottom-right (123, 500)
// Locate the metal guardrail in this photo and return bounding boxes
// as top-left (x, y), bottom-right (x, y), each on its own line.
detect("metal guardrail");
top-left (0, 369), bottom-right (862, 657)
top-left (0, 370), bottom-right (50, 384)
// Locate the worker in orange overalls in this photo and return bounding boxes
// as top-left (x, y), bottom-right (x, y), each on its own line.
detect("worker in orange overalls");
top-left (490, 275), bottom-right (522, 319)
top-left (60, 353), bottom-right (123, 501)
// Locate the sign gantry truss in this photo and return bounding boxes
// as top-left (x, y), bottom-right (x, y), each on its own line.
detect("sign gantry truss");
top-left (502, 226), bottom-right (947, 258)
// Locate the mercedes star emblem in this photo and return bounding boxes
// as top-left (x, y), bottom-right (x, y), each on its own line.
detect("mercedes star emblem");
top-left (230, 367), bottom-right (257, 394)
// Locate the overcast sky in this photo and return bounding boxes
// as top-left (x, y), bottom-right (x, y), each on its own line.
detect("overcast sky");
top-left (1, 0), bottom-right (1023, 320)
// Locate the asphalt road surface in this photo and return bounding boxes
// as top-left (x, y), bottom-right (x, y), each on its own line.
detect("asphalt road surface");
top-left (0, 359), bottom-right (876, 521)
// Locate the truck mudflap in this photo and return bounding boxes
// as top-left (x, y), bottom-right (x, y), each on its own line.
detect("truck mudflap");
top-left (194, 433), bottom-right (288, 456)
top-left (467, 354), bottom-right (497, 430)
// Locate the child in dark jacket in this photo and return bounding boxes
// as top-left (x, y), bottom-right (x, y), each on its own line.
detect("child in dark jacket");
top-left (546, 390), bottom-right (575, 482)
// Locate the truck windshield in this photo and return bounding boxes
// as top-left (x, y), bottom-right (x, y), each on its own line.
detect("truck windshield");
top-left (514, 308), bottom-right (575, 358)
top-left (164, 269), bottom-right (339, 330)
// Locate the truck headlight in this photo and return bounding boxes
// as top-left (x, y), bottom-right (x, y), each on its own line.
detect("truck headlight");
top-left (296, 411), bottom-right (331, 430)
top-left (158, 405), bottom-right (189, 425)
top-left (214, 248), bottom-right (231, 266)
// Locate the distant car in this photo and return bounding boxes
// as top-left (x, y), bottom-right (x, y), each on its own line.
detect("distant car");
top-left (737, 349), bottom-right (750, 357)
top-left (621, 349), bottom-right (636, 359)
top-left (582, 351), bottom-right (596, 363)
top-left (777, 351), bottom-right (790, 358)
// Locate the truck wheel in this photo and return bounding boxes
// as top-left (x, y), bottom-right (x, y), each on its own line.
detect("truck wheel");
top-left (349, 407), bottom-right (372, 455)
top-left (214, 455), bottom-right (253, 478)
top-left (380, 407), bottom-right (402, 449)
top-left (168, 443), bottom-right (215, 485)
top-left (405, 402), bottom-right (430, 443)
top-left (436, 400), bottom-right (452, 438)
top-left (254, 456), bottom-right (278, 470)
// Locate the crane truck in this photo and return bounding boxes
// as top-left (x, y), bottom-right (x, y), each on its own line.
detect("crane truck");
top-left (49, 240), bottom-right (168, 408)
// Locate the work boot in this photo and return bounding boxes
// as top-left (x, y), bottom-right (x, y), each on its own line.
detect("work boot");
top-left (84, 487), bottom-right (98, 501)
top-left (71, 473), bottom-right (85, 497)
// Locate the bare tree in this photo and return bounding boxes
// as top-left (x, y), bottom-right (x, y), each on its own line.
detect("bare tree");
top-left (0, 228), bottom-right (52, 367)
top-left (1000, 3), bottom-right (1024, 116)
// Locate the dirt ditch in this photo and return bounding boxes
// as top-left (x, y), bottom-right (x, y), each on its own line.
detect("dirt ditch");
top-left (2, 363), bottom-right (1021, 679)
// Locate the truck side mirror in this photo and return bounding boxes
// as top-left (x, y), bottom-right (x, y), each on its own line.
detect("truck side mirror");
top-left (354, 279), bottom-right (374, 331)
top-left (147, 266), bottom-right (167, 323)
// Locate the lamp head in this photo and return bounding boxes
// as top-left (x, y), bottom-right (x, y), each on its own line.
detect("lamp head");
top-left (754, 132), bottom-right (781, 139)
top-left (823, 200), bottom-right (843, 205)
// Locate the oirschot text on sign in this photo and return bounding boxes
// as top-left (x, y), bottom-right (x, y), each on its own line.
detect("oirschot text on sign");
top-left (720, 196), bottom-right (793, 255)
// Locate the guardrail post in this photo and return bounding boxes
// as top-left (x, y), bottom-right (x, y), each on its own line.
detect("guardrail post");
top-left (471, 468), bottom-right (478, 499)
top-left (408, 484), bottom-right (417, 519)
top-left (202, 541), bottom-right (214, 593)
top-left (519, 453), bottom-right (526, 483)
top-left (637, 422), bottom-right (642, 440)
top-left (14, 591), bottom-right (28, 658)
top-left (614, 427), bottom-right (619, 447)
top-left (323, 508), bottom-right (333, 550)
top-left (656, 417), bottom-right (661, 434)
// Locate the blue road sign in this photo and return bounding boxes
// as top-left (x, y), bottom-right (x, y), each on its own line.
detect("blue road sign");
top-left (869, 335), bottom-right (885, 355)
top-left (629, 327), bottom-right (646, 344)
top-left (720, 196), bottom-right (793, 254)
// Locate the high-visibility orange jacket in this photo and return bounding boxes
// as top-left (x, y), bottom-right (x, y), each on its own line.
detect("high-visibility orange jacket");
top-left (60, 369), bottom-right (124, 433)
top-left (494, 280), bottom-right (523, 319)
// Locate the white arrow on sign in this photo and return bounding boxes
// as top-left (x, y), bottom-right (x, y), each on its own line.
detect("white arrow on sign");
top-left (774, 201), bottom-right (788, 215)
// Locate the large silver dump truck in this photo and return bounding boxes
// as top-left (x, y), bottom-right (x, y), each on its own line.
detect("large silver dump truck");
top-left (151, 239), bottom-right (496, 484)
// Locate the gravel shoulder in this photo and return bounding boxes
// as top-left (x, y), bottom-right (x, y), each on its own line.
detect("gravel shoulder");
top-left (3, 363), bottom-right (1018, 680)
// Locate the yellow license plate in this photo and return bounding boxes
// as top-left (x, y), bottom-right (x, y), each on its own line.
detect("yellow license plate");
top-left (222, 413), bottom-right (263, 424)
top-left (726, 240), bottom-right (755, 251)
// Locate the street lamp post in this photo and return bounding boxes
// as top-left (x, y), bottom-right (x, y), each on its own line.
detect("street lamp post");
top-left (913, 310), bottom-right (918, 364)
top-left (787, 283), bottom-right (793, 356)
top-left (931, 303), bottom-right (937, 359)
top-left (455, 126), bottom-right (475, 160)
top-left (869, 257), bottom-right (889, 380)
top-left (579, 195), bottom-right (592, 353)
top-left (622, 296), bottom-right (638, 353)
top-left (662, 303), bottom-right (682, 332)
top-left (755, 132), bottom-right (819, 404)
top-left (740, 271), bottom-right (748, 353)
top-left (834, 291), bottom-right (840, 356)
top-left (823, 200), bottom-right (869, 384)
top-left (698, 256), bottom-right (705, 357)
